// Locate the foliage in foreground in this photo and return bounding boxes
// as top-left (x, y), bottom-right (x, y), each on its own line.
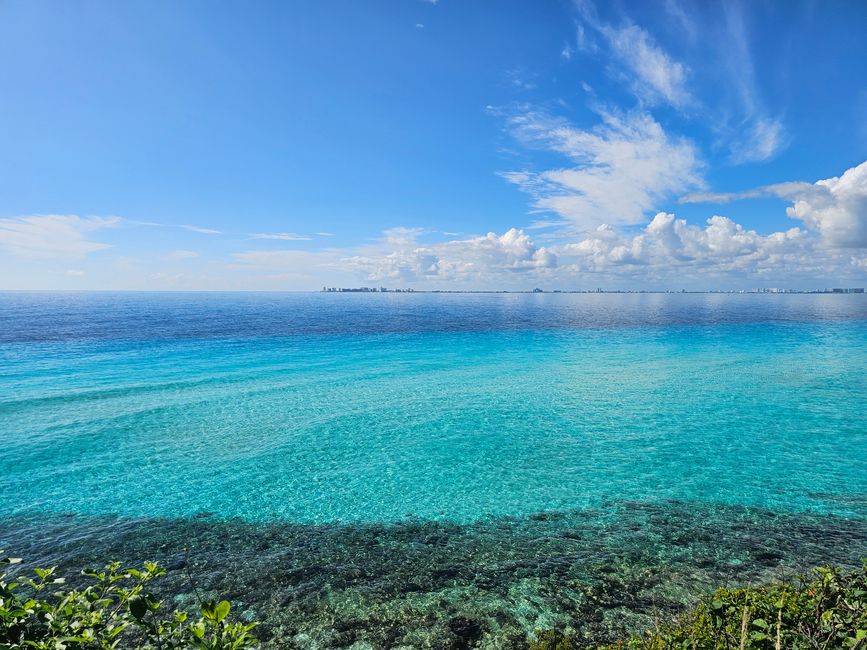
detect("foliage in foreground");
top-left (0, 552), bottom-right (257, 650)
top-left (531, 563), bottom-right (867, 650)
top-left (4, 551), bottom-right (866, 650)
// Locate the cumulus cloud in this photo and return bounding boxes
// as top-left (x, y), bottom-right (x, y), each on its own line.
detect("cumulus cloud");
top-left (785, 161), bottom-right (867, 248)
top-left (0, 215), bottom-right (118, 259)
top-left (502, 109), bottom-right (703, 229)
top-left (559, 212), bottom-right (812, 277)
top-left (680, 160), bottom-right (867, 248)
top-left (344, 228), bottom-right (556, 283)
top-left (313, 214), bottom-right (864, 288)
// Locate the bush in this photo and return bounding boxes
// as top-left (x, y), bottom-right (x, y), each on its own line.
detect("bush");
top-left (0, 552), bottom-right (258, 650)
top-left (531, 562), bottom-right (867, 650)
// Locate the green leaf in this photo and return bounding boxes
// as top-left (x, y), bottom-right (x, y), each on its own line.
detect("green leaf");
top-left (215, 600), bottom-right (230, 623)
top-left (191, 621), bottom-right (206, 639)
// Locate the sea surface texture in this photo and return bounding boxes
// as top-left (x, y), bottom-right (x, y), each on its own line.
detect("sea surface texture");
top-left (2, 292), bottom-right (866, 647)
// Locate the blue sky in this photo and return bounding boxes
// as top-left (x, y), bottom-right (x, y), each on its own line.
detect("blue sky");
top-left (1, 0), bottom-right (867, 290)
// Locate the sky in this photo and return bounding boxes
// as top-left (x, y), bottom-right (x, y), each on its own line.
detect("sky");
top-left (1, 0), bottom-right (867, 291)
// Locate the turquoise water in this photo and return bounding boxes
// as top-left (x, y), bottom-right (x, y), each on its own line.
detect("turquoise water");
top-left (2, 292), bottom-right (866, 522)
top-left (2, 292), bottom-right (867, 647)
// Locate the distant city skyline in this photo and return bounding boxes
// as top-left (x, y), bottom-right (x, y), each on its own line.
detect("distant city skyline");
top-left (318, 286), bottom-right (865, 294)
top-left (1, 0), bottom-right (867, 290)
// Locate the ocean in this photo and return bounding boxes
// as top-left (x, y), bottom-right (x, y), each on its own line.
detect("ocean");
top-left (2, 291), bottom-right (866, 646)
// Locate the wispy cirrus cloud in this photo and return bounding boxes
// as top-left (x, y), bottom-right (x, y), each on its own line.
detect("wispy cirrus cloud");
top-left (129, 220), bottom-right (225, 236)
top-left (249, 232), bottom-right (313, 241)
top-left (710, 1), bottom-right (786, 163)
top-left (679, 181), bottom-right (808, 205)
top-left (600, 24), bottom-right (691, 108)
top-left (575, 1), bottom-right (691, 109)
top-left (180, 224), bottom-right (222, 235)
top-left (501, 108), bottom-right (704, 229)
top-left (0, 215), bottom-right (118, 259)
top-left (572, 0), bottom-right (786, 163)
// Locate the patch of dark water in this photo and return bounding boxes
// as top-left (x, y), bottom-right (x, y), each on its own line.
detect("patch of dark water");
top-left (2, 500), bottom-right (865, 648)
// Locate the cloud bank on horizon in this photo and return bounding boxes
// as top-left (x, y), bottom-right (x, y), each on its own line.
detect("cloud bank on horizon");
top-left (1, 0), bottom-right (866, 290)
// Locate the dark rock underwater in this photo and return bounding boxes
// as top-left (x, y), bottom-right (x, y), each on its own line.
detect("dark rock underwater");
top-left (3, 499), bottom-right (866, 648)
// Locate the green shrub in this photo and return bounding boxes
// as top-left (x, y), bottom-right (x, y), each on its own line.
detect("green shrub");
top-left (0, 552), bottom-right (258, 650)
top-left (531, 562), bottom-right (867, 650)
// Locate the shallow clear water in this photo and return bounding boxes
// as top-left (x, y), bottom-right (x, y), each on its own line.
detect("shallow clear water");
top-left (2, 292), bottom-right (866, 647)
top-left (2, 292), bottom-right (866, 522)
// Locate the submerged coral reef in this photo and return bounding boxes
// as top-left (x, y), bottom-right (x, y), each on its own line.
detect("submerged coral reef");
top-left (2, 500), bottom-right (866, 648)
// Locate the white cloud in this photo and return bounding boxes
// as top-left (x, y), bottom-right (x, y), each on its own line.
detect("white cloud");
top-left (573, 0), bottom-right (784, 163)
top-left (601, 24), bottom-right (691, 108)
top-left (730, 116), bottom-right (786, 164)
top-left (785, 161), bottom-right (867, 247)
top-left (560, 212), bottom-right (810, 269)
top-left (502, 109), bottom-right (703, 229)
top-left (382, 226), bottom-right (426, 247)
top-left (0, 215), bottom-right (118, 259)
top-left (345, 228), bottom-right (556, 283)
top-left (551, 211), bottom-right (852, 284)
top-left (319, 214), bottom-right (865, 289)
top-left (249, 232), bottom-right (313, 241)
top-left (680, 160), bottom-right (867, 248)
top-left (65, 269), bottom-right (85, 277)
top-left (716, 3), bottom-right (786, 163)
top-left (573, 1), bottom-right (690, 108)
top-left (180, 224), bottom-right (222, 235)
